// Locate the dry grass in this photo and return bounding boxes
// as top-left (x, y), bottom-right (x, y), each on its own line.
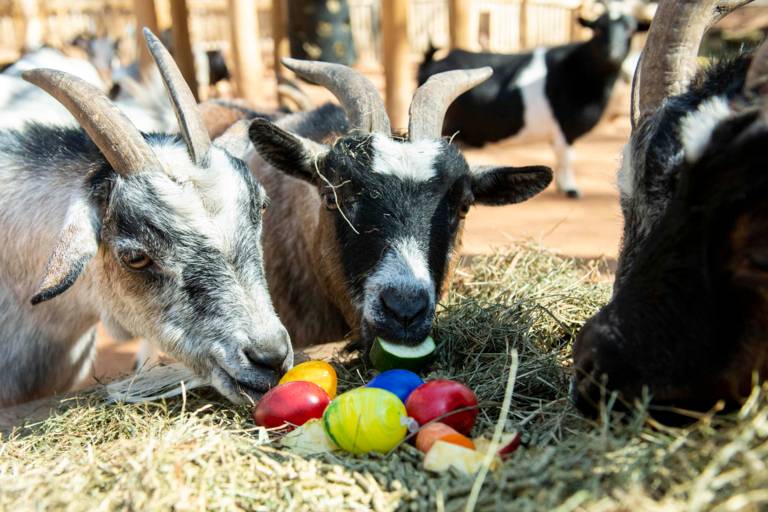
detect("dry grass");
top-left (2, 244), bottom-right (768, 511)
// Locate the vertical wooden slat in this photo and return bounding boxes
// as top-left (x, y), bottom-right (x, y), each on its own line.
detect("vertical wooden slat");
top-left (169, 0), bottom-right (198, 100)
top-left (448, 0), bottom-right (472, 50)
top-left (271, 0), bottom-right (289, 75)
top-left (381, 0), bottom-right (409, 133)
top-left (519, 0), bottom-right (528, 50)
top-left (228, 0), bottom-right (262, 103)
top-left (135, 0), bottom-right (161, 80)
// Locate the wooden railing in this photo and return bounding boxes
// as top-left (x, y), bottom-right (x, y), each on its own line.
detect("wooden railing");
top-left (0, 0), bottom-right (585, 66)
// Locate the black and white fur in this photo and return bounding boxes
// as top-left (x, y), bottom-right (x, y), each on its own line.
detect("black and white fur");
top-left (244, 102), bottom-right (552, 352)
top-left (418, 8), bottom-right (639, 197)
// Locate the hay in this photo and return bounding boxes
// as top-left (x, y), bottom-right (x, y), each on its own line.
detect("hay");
top-left (2, 243), bottom-right (768, 511)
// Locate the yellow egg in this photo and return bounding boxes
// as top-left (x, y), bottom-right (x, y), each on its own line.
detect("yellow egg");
top-left (279, 360), bottom-right (338, 398)
top-left (322, 387), bottom-right (408, 454)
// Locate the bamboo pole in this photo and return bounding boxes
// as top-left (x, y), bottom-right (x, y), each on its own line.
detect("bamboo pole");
top-left (134, 0), bottom-right (161, 80)
top-left (169, 0), bottom-right (198, 100)
top-left (228, 0), bottom-right (262, 103)
top-left (449, 0), bottom-right (472, 50)
top-left (381, 0), bottom-right (409, 133)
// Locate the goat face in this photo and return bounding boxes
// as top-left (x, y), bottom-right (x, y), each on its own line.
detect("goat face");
top-left (31, 137), bottom-right (292, 403)
top-left (25, 30), bottom-right (293, 404)
top-left (573, 70), bottom-right (768, 415)
top-left (579, 10), bottom-right (637, 65)
top-left (249, 122), bottom-right (551, 351)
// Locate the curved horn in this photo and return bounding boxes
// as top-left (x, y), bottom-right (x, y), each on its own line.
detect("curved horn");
top-left (23, 69), bottom-right (160, 176)
top-left (633, 0), bottom-right (754, 126)
top-left (408, 67), bottom-right (492, 141)
top-left (143, 28), bottom-right (211, 165)
top-left (281, 57), bottom-right (391, 134)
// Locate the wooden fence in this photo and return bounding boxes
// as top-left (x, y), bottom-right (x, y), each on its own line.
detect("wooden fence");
top-left (0, 0), bottom-right (585, 67)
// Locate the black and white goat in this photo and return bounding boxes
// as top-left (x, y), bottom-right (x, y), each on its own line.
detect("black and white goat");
top-left (240, 60), bottom-right (552, 355)
top-left (572, 0), bottom-right (768, 415)
top-left (418, 5), bottom-right (639, 197)
top-left (0, 30), bottom-right (291, 407)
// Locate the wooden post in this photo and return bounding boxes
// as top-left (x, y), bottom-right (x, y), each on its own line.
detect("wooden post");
top-left (381, 0), bottom-right (410, 133)
top-left (449, 0), bottom-right (472, 50)
top-left (228, 0), bottom-right (262, 103)
top-left (169, 0), bottom-right (198, 100)
top-left (272, 0), bottom-right (289, 76)
top-left (134, 0), bottom-right (161, 80)
top-left (519, 0), bottom-right (528, 50)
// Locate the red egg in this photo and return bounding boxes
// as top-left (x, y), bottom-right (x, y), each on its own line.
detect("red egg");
top-left (252, 381), bottom-right (330, 429)
top-left (405, 379), bottom-right (478, 435)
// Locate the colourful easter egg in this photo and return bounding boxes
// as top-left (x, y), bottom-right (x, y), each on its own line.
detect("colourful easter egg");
top-left (406, 379), bottom-right (478, 435)
top-left (322, 387), bottom-right (408, 454)
top-left (252, 381), bottom-right (330, 429)
top-left (279, 360), bottom-right (338, 398)
top-left (366, 369), bottom-right (424, 403)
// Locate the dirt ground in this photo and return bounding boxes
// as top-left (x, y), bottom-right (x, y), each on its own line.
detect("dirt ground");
top-left (90, 72), bottom-right (631, 389)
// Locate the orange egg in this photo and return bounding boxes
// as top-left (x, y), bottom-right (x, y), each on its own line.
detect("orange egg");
top-left (439, 433), bottom-right (476, 451)
top-left (415, 422), bottom-right (459, 453)
top-left (279, 360), bottom-right (338, 398)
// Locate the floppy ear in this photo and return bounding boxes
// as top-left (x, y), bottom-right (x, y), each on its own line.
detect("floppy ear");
top-left (248, 118), bottom-right (328, 184)
top-left (470, 165), bottom-right (552, 205)
top-left (31, 196), bottom-right (99, 305)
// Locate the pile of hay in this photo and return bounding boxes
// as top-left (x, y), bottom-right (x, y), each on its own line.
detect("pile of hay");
top-left (2, 244), bottom-right (767, 511)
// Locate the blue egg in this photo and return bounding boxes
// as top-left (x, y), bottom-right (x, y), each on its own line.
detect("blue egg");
top-left (366, 369), bottom-right (424, 404)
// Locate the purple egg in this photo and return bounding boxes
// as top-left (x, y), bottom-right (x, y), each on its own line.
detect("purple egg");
top-left (366, 369), bottom-right (424, 403)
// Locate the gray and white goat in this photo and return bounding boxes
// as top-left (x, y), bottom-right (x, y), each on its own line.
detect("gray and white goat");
top-left (0, 30), bottom-right (292, 407)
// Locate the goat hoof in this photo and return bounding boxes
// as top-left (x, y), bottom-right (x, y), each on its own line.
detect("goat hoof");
top-left (565, 189), bottom-right (581, 199)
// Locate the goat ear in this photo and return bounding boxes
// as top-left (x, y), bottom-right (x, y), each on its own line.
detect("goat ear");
top-left (470, 165), bottom-right (552, 205)
top-left (31, 197), bottom-right (99, 305)
top-left (248, 118), bottom-right (327, 183)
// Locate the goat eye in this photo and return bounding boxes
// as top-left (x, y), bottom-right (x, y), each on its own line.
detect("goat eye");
top-left (121, 251), bottom-right (152, 270)
top-left (261, 201), bottom-right (268, 212)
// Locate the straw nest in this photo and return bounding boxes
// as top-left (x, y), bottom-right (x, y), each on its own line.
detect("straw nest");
top-left (2, 244), bottom-right (767, 511)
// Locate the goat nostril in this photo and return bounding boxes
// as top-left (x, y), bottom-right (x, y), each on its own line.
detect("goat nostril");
top-left (380, 287), bottom-right (429, 326)
top-left (244, 338), bottom-right (290, 372)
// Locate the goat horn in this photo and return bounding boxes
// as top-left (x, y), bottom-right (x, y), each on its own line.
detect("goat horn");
top-left (408, 67), bottom-right (493, 141)
top-left (281, 57), bottom-right (391, 134)
top-left (23, 68), bottom-right (160, 176)
top-left (633, 0), bottom-right (754, 126)
top-left (143, 28), bottom-right (211, 165)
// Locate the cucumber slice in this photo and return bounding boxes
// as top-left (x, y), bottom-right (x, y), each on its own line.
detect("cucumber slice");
top-left (369, 336), bottom-right (436, 371)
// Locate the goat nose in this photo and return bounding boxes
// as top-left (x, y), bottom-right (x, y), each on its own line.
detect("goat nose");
top-left (380, 287), bottom-right (429, 326)
top-left (245, 326), bottom-right (292, 372)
